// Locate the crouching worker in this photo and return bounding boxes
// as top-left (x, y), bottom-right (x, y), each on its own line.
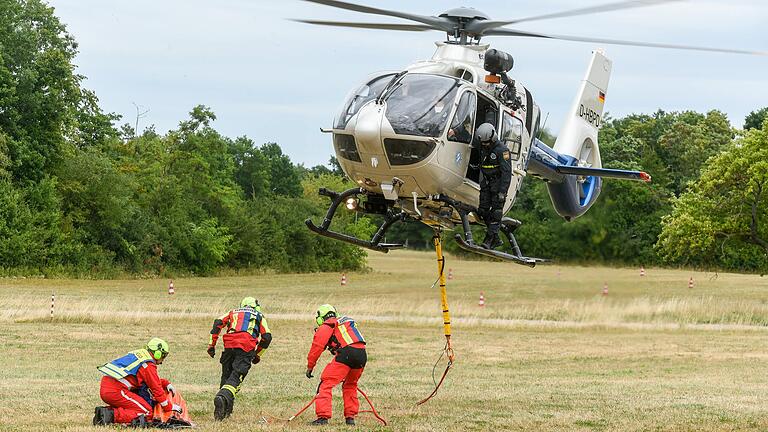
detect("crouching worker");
top-left (93, 338), bottom-right (181, 426)
top-left (306, 304), bottom-right (367, 426)
top-left (208, 296), bottom-right (272, 421)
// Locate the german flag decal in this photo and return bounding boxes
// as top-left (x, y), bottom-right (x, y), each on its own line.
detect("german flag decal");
top-left (598, 91), bottom-right (606, 103)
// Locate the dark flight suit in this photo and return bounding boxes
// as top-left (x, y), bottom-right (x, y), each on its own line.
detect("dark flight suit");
top-left (478, 139), bottom-right (512, 245)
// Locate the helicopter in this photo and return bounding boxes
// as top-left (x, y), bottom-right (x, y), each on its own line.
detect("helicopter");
top-left (299, 0), bottom-right (766, 266)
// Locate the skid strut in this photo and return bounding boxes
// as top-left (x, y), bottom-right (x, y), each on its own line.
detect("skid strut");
top-left (305, 187), bottom-right (406, 253)
top-left (452, 209), bottom-right (546, 267)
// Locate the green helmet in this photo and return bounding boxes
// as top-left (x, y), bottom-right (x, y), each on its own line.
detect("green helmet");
top-left (146, 337), bottom-right (169, 363)
top-left (241, 296), bottom-right (260, 312)
top-left (315, 304), bottom-right (337, 326)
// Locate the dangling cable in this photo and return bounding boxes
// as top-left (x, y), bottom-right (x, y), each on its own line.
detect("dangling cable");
top-left (417, 231), bottom-right (455, 405)
top-left (357, 387), bottom-right (388, 425)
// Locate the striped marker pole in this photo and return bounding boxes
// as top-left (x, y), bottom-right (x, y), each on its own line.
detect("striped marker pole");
top-left (168, 280), bottom-right (175, 295)
top-left (640, 266), bottom-right (646, 277)
top-left (50, 293), bottom-right (55, 320)
top-left (688, 277), bottom-right (694, 289)
top-left (602, 283), bottom-right (608, 296)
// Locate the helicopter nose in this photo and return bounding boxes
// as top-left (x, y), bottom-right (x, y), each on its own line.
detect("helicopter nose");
top-left (353, 102), bottom-right (386, 166)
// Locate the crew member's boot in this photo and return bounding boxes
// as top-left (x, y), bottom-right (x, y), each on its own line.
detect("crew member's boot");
top-left (214, 386), bottom-right (237, 421)
top-left (310, 418), bottom-right (329, 425)
top-left (213, 389), bottom-right (228, 421)
top-left (481, 223), bottom-right (503, 249)
top-left (345, 417), bottom-right (356, 425)
top-left (93, 407), bottom-right (114, 425)
top-left (130, 414), bottom-right (149, 428)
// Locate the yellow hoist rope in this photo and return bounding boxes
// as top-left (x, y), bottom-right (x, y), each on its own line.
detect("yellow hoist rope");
top-left (417, 231), bottom-right (455, 405)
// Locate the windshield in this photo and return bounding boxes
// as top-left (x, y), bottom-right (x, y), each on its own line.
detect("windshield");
top-left (384, 74), bottom-right (461, 137)
top-left (334, 73), bottom-right (395, 129)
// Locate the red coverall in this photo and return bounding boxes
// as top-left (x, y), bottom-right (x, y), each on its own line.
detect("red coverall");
top-left (307, 317), bottom-right (366, 419)
top-left (99, 362), bottom-right (172, 424)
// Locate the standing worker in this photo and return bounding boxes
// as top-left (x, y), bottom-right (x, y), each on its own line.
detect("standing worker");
top-left (475, 122), bottom-right (512, 250)
top-left (93, 338), bottom-right (181, 426)
top-left (305, 304), bottom-right (367, 426)
top-left (207, 296), bottom-right (272, 421)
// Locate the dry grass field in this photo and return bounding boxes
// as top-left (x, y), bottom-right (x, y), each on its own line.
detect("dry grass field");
top-left (2, 249), bottom-right (768, 431)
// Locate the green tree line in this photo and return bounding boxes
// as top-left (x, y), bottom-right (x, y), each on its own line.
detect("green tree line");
top-left (0, 0), bottom-right (370, 276)
top-left (1, 0), bottom-right (766, 276)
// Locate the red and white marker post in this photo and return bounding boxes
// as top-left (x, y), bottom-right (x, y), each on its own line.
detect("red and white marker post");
top-left (50, 293), bottom-right (55, 320)
top-left (640, 266), bottom-right (646, 277)
top-left (478, 292), bottom-right (485, 307)
top-left (688, 277), bottom-right (694, 289)
top-left (447, 268), bottom-right (453, 280)
top-left (168, 280), bottom-right (175, 295)
top-left (602, 283), bottom-right (609, 296)
top-left (341, 273), bottom-right (347, 286)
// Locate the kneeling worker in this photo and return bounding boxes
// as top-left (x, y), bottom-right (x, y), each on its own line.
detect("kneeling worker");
top-left (306, 304), bottom-right (367, 426)
top-left (94, 338), bottom-right (181, 426)
top-left (207, 296), bottom-right (272, 421)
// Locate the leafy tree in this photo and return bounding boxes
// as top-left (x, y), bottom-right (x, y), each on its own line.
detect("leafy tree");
top-left (744, 107), bottom-right (768, 131)
top-left (657, 121), bottom-right (768, 273)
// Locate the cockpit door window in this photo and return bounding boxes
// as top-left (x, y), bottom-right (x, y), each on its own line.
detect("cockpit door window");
top-left (447, 90), bottom-right (476, 144)
top-left (501, 112), bottom-right (524, 160)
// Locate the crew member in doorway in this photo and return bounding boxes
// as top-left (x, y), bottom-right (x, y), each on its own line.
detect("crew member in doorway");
top-left (475, 122), bottom-right (512, 250)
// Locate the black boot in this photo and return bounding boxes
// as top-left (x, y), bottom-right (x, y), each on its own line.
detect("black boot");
top-left (213, 394), bottom-right (227, 421)
top-left (345, 417), bottom-right (356, 425)
top-left (130, 414), bottom-right (148, 428)
top-left (487, 233), bottom-right (503, 249)
top-left (93, 407), bottom-right (114, 425)
top-left (310, 418), bottom-right (329, 425)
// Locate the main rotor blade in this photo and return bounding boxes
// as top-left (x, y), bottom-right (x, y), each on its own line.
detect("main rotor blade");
top-left (467, 0), bottom-right (682, 34)
top-left (292, 19), bottom-right (433, 32)
top-left (483, 28), bottom-right (768, 56)
top-left (300, 0), bottom-right (452, 31)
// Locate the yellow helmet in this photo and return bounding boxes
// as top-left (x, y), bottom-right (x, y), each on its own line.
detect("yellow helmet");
top-left (241, 296), bottom-right (261, 312)
top-left (315, 304), bottom-right (337, 326)
top-left (146, 337), bottom-right (169, 363)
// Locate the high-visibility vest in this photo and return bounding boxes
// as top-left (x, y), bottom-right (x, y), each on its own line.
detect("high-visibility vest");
top-left (226, 307), bottom-right (264, 338)
top-left (98, 349), bottom-right (154, 380)
top-left (326, 316), bottom-right (365, 351)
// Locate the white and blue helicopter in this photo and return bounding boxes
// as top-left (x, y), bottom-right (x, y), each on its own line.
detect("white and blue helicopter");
top-left (299, 0), bottom-right (765, 266)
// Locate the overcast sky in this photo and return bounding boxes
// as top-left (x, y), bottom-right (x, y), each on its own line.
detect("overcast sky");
top-left (48, 0), bottom-right (767, 167)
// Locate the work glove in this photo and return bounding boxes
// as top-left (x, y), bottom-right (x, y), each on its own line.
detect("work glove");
top-left (305, 368), bottom-right (314, 379)
top-left (166, 383), bottom-right (175, 396)
top-left (171, 404), bottom-right (183, 414)
top-left (252, 355), bottom-right (261, 365)
top-left (206, 346), bottom-right (215, 358)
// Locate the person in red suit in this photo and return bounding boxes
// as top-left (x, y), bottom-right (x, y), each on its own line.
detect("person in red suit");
top-left (305, 304), bottom-right (367, 426)
top-left (93, 338), bottom-right (181, 426)
top-left (207, 296), bottom-right (272, 421)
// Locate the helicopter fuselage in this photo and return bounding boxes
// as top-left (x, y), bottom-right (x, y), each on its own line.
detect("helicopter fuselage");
top-left (330, 42), bottom-right (539, 228)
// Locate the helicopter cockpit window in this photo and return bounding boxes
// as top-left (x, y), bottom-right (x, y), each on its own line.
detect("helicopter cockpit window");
top-left (334, 73), bottom-right (395, 130)
top-left (384, 74), bottom-right (461, 137)
top-left (501, 112), bottom-right (524, 160)
top-left (447, 91), bottom-right (476, 144)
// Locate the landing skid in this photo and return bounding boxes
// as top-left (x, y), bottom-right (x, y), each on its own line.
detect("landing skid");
top-left (305, 187), bottom-right (406, 253)
top-left (453, 235), bottom-right (542, 267)
top-left (441, 196), bottom-right (547, 267)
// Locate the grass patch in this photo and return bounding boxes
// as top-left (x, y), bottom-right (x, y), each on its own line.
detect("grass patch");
top-left (1, 250), bottom-right (768, 431)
